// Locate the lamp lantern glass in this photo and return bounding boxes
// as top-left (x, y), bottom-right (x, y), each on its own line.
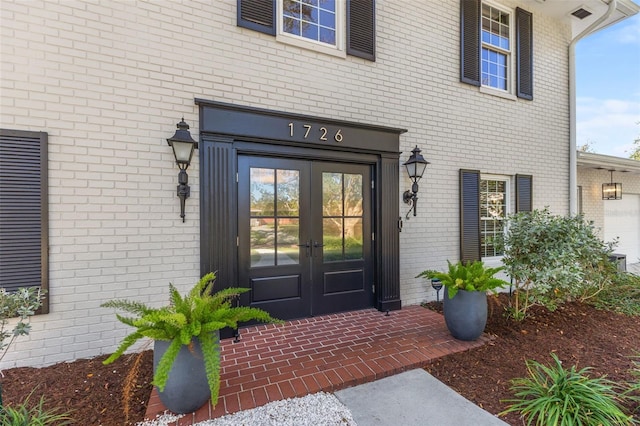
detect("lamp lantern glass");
top-left (167, 118), bottom-right (198, 169)
top-left (171, 140), bottom-right (195, 167)
top-left (602, 182), bottom-right (622, 200)
top-left (404, 146), bottom-right (428, 181)
top-left (602, 170), bottom-right (622, 200)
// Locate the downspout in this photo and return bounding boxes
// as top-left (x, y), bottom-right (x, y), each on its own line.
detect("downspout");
top-left (569, 0), bottom-right (617, 215)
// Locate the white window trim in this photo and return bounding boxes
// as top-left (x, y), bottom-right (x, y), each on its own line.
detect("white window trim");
top-left (480, 174), bottom-right (511, 265)
top-left (480, 0), bottom-right (516, 97)
top-left (276, 0), bottom-right (347, 58)
top-left (480, 86), bottom-right (518, 101)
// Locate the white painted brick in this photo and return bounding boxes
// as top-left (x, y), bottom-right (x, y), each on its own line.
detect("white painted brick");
top-left (1, 0), bottom-right (575, 368)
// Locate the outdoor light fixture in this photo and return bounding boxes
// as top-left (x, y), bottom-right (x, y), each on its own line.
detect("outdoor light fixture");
top-left (602, 170), bottom-right (622, 200)
top-left (167, 118), bottom-right (198, 222)
top-left (402, 145), bottom-right (430, 218)
top-left (431, 278), bottom-right (443, 303)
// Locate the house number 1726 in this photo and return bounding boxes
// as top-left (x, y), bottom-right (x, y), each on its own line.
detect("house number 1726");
top-left (288, 122), bottom-right (343, 143)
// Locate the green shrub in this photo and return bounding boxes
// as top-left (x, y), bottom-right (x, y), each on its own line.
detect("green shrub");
top-left (0, 287), bottom-right (45, 365)
top-left (501, 353), bottom-right (633, 425)
top-left (590, 272), bottom-right (640, 316)
top-left (622, 354), bottom-right (640, 414)
top-left (0, 392), bottom-right (73, 425)
top-left (500, 209), bottom-right (618, 320)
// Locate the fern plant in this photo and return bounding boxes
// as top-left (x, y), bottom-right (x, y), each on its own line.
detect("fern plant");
top-left (417, 260), bottom-right (509, 299)
top-left (101, 272), bottom-right (281, 409)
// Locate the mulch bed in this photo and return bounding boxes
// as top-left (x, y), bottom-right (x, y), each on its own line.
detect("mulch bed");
top-left (425, 293), bottom-right (640, 424)
top-left (2, 293), bottom-right (639, 425)
top-left (2, 351), bottom-right (154, 425)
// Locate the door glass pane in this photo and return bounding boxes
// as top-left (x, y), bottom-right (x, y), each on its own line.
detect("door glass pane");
top-left (323, 218), bottom-right (343, 262)
top-left (344, 218), bottom-right (363, 260)
top-left (321, 171), bottom-right (364, 262)
top-left (277, 169), bottom-right (299, 216)
top-left (251, 218), bottom-right (275, 267)
top-left (250, 167), bottom-right (301, 267)
top-left (277, 218), bottom-right (299, 264)
top-left (344, 174), bottom-right (363, 216)
top-left (250, 168), bottom-right (275, 216)
top-left (322, 173), bottom-right (343, 216)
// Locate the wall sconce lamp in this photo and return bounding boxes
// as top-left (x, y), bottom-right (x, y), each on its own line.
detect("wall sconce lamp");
top-left (402, 145), bottom-right (430, 218)
top-left (167, 118), bottom-right (198, 222)
top-left (602, 170), bottom-right (622, 200)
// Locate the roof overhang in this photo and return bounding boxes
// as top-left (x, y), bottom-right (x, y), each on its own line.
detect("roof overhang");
top-left (523, 0), bottom-right (639, 38)
top-left (577, 151), bottom-right (640, 175)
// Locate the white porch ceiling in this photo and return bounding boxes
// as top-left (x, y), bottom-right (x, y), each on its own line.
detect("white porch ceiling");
top-left (577, 151), bottom-right (640, 175)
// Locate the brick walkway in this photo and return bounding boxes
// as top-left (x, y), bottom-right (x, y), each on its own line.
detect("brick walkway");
top-left (145, 305), bottom-right (490, 425)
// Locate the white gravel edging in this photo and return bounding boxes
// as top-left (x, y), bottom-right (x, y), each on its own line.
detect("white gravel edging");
top-left (136, 392), bottom-right (357, 426)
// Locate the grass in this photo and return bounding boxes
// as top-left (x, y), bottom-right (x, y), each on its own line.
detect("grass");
top-left (0, 391), bottom-right (73, 426)
top-left (623, 354), bottom-right (640, 415)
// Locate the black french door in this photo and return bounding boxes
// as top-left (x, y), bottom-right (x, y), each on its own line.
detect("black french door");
top-left (237, 155), bottom-right (373, 320)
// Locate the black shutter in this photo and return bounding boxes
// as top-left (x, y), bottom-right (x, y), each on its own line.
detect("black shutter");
top-left (516, 7), bottom-right (533, 100)
top-left (238, 0), bottom-right (276, 35)
top-left (460, 169), bottom-right (481, 262)
top-left (460, 0), bottom-right (481, 86)
top-left (347, 0), bottom-right (376, 61)
top-left (516, 174), bottom-right (533, 212)
top-left (0, 129), bottom-right (49, 313)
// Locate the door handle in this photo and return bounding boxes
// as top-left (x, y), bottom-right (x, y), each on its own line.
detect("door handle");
top-left (313, 241), bottom-right (324, 257)
top-left (297, 241), bottom-right (311, 257)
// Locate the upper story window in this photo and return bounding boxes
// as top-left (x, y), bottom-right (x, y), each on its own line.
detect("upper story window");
top-left (278, 0), bottom-right (345, 57)
top-left (481, 3), bottom-right (511, 91)
top-left (460, 0), bottom-right (533, 100)
top-left (283, 0), bottom-right (337, 45)
top-left (238, 0), bottom-right (375, 61)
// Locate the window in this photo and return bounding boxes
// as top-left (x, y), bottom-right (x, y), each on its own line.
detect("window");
top-left (278, 0), bottom-right (345, 57)
top-left (282, 0), bottom-right (337, 45)
top-left (461, 0), bottom-right (533, 100)
top-left (460, 170), bottom-right (532, 262)
top-left (238, 0), bottom-right (375, 61)
top-left (481, 4), bottom-right (511, 91)
top-left (0, 129), bottom-right (49, 313)
top-left (480, 177), bottom-right (509, 258)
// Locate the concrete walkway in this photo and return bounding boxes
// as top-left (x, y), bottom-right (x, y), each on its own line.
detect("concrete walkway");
top-left (335, 369), bottom-right (508, 426)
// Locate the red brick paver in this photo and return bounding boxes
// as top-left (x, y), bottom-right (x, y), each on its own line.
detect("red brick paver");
top-left (144, 306), bottom-right (490, 425)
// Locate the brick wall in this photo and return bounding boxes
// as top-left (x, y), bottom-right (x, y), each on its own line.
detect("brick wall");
top-left (1, 0), bottom-right (571, 368)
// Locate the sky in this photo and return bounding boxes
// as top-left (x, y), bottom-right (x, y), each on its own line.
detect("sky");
top-left (576, 11), bottom-right (640, 158)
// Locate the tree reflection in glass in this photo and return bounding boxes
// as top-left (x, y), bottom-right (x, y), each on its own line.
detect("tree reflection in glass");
top-left (322, 172), bottom-right (363, 262)
top-left (250, 168), bottom-right (300, 267)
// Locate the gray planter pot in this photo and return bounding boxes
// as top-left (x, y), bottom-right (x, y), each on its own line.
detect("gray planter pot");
top-left (153, 332), bottom-right (219, 414)
top-left (443, 289), bottom-right (487, 341)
